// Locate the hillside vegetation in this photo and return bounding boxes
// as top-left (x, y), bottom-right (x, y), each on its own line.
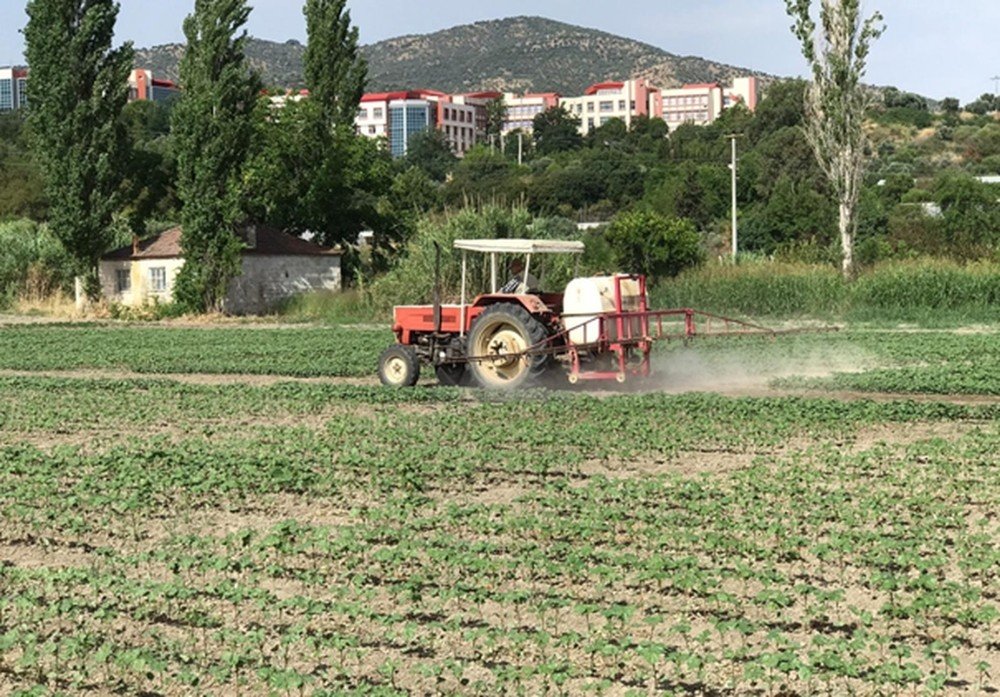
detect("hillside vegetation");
top-left (134, 16), bottom-right (771, 93)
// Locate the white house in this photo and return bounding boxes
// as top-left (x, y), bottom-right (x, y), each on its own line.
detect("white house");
top-left (99, 224), bottom-right (342, 314)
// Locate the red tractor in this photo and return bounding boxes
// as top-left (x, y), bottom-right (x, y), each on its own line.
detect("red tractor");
top-left (378, 239), bottom-right (777, 389)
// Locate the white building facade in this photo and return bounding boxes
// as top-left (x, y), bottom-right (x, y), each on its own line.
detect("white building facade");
top-left (0, 67), bottom-right (29, 111)
top-left (662, 77), bottom-right (758, 130)
top-left (560, 79), bottom-right (664, 136)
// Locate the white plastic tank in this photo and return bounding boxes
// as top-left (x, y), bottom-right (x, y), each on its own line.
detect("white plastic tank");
top-left (563, 275), bottom-right (645, 345)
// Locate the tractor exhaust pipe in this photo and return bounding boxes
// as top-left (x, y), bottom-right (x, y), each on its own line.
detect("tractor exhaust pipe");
top-left (433, 241), bottom-right (442, 335)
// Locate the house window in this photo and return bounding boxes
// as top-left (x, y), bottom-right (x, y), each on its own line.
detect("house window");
top-left (373, 107), bottom-right (383, 119)
top-left (357, 108), bottom-right (367, 120)
top-left (115, 268), bottom-right (131, 293)
top-left (586, 102), bottom-right (595, 113)
top-left (149, 267), bottom-right (167, 292)
top-left (599, 101), bottom-right (614, 112)
top-left (618, 100), bottom-right (626, 111)
top-left (368, 125), bottom-right (376, 134)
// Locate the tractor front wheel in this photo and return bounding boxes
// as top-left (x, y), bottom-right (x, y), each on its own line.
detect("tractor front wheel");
top-left (378, 344), bottom-right (420, 387)
top-left (467, 303), bottom-right (549, 389)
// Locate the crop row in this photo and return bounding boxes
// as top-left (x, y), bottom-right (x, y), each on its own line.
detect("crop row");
top-left (0, 369), bottom-right (997, 694)
top-left (0, 324), bottom-right (998, 396)
top-left (0, 424), bottom-right (996, 694)
top-left (0, 324), bottom-right (390, 377)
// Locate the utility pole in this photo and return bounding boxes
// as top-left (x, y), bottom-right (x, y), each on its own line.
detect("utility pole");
top-left (726, 134), bottom-right (742, 261)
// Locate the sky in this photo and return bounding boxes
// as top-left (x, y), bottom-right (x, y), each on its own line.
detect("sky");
top-left (2, 0), bottom-right (998, 104)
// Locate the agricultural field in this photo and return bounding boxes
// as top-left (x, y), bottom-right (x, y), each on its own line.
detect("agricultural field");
top-left (0, 321), bottom-right (997, 695)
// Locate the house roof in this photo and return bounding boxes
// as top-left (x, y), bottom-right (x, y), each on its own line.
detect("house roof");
top-left (101, 225), bottom-right (342, 261)
top-left (584, 82), bottom-right (624, 95)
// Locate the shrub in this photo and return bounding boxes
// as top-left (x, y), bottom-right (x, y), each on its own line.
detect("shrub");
top-left (605, 210), bottom-right (703, 282)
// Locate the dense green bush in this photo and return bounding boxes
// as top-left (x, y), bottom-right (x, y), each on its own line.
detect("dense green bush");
top-left (605, 210), bottom-right (703, 281)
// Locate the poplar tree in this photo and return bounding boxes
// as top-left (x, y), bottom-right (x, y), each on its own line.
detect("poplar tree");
top-left (23, 0), bottom-right (133, 297)
top-left (303, 0), bottom-right (366, 128)
top-left (172, 0), bottom-right (261, 312)
top-left (785, 0), bottom-right (885, 278)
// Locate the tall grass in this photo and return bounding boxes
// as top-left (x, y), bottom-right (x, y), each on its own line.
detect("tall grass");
top-left (0, 220), bottom-right (72, 309)
top-left (652, 260), bottom-right (847, 317)
top-left (652, 257), bottom-right (1000, 323)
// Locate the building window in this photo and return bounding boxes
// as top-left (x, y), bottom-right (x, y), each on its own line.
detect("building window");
top-left (16, 78), bottom-right (28, 108)
top-left (149, 267), bottom-right (167, 293)
top-left (357, 108), bottom-right (367, 120)
top-left (618, 100), bottom-right (626, 111)
top-left (368, 125), bottom-right (376, 134)
top-left (587, 118), bottom-right (595, 129)
top-left (373, 107), bottom-right (383, 119)
top-left (0, 79), bottom-right (12, 111)
top-left (115, 269), bottom-right (131, 293)
top-left (630, 100), bottom-right (636, 110)
top-left (599, 101), bottom-right (614, 112)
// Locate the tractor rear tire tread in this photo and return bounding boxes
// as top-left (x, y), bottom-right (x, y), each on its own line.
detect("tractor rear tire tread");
top-left (467, 303), bottom-right (550, 389)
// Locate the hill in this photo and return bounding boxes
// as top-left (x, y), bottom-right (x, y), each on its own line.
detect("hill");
top-left (134, 16), bottom-right (772, 94)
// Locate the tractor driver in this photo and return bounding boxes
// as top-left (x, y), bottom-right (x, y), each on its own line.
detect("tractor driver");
top-left (500, 257), bottom-right (539, 294)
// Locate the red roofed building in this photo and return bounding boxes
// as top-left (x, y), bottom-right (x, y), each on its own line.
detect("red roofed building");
top-left (560, 79), bottom-right (662, 135)
top-left (128, 69), bottom-right (181, 104)
top-left (356, 89), bottom-right (482, 157)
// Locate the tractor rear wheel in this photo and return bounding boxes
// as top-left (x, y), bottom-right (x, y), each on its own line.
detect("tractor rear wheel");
top-left (378, 344), bottom-right (420, 387)
top-left (467, 303), bottom-right (549, 389)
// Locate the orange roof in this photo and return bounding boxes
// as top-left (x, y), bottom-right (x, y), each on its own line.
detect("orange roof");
top-left (585, 82), bottom-right (624, 95)
top-left (361, 89), bottom-right (448, 103)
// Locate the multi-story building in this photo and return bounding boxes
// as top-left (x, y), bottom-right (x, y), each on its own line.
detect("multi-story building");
top-left (1, 66), bottom-right (180, 112)
top-left (127, 69), bottom-right (181, 103)
top-left (662, 77), bottom-right (758, 130)
top-left (501, 92), bottom-right (561, 134)
top-left (560, 79), bottom-right (663, 136)
top-left (0, 67), bottom-right (29, 112)
top-left (356, 90), bottom-right (480, 157)
top-left (456, 91), bottom-right (502, 140)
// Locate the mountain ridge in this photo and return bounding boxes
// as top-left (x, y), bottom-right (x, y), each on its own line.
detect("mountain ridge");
top-left (134, 16), bottom-right (775, 96)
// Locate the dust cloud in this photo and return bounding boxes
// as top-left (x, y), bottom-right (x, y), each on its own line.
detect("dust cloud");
top-left (642, 343), bottom-right (879, 395)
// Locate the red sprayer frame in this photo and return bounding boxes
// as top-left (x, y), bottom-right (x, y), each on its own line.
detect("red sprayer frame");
top-left (529, 275), bottom-right (780, 384)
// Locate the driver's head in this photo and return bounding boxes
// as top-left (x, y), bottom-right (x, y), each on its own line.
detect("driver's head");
top-left (508, 258), bottom-right (524, 274)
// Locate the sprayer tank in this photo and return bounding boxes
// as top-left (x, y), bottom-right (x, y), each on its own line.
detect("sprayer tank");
top-left (563, 276), bottom-right (645, 345)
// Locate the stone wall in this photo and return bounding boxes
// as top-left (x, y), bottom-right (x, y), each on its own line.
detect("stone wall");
top-left (224, 255), bottom-right (342, 315)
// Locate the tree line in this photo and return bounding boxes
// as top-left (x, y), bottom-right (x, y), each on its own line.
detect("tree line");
top-left (4, 0), bottom-right (999, 311)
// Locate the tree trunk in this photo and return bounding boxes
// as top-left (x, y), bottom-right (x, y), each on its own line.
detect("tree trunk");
top-left (839, 198), bottom-right (854, 280)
